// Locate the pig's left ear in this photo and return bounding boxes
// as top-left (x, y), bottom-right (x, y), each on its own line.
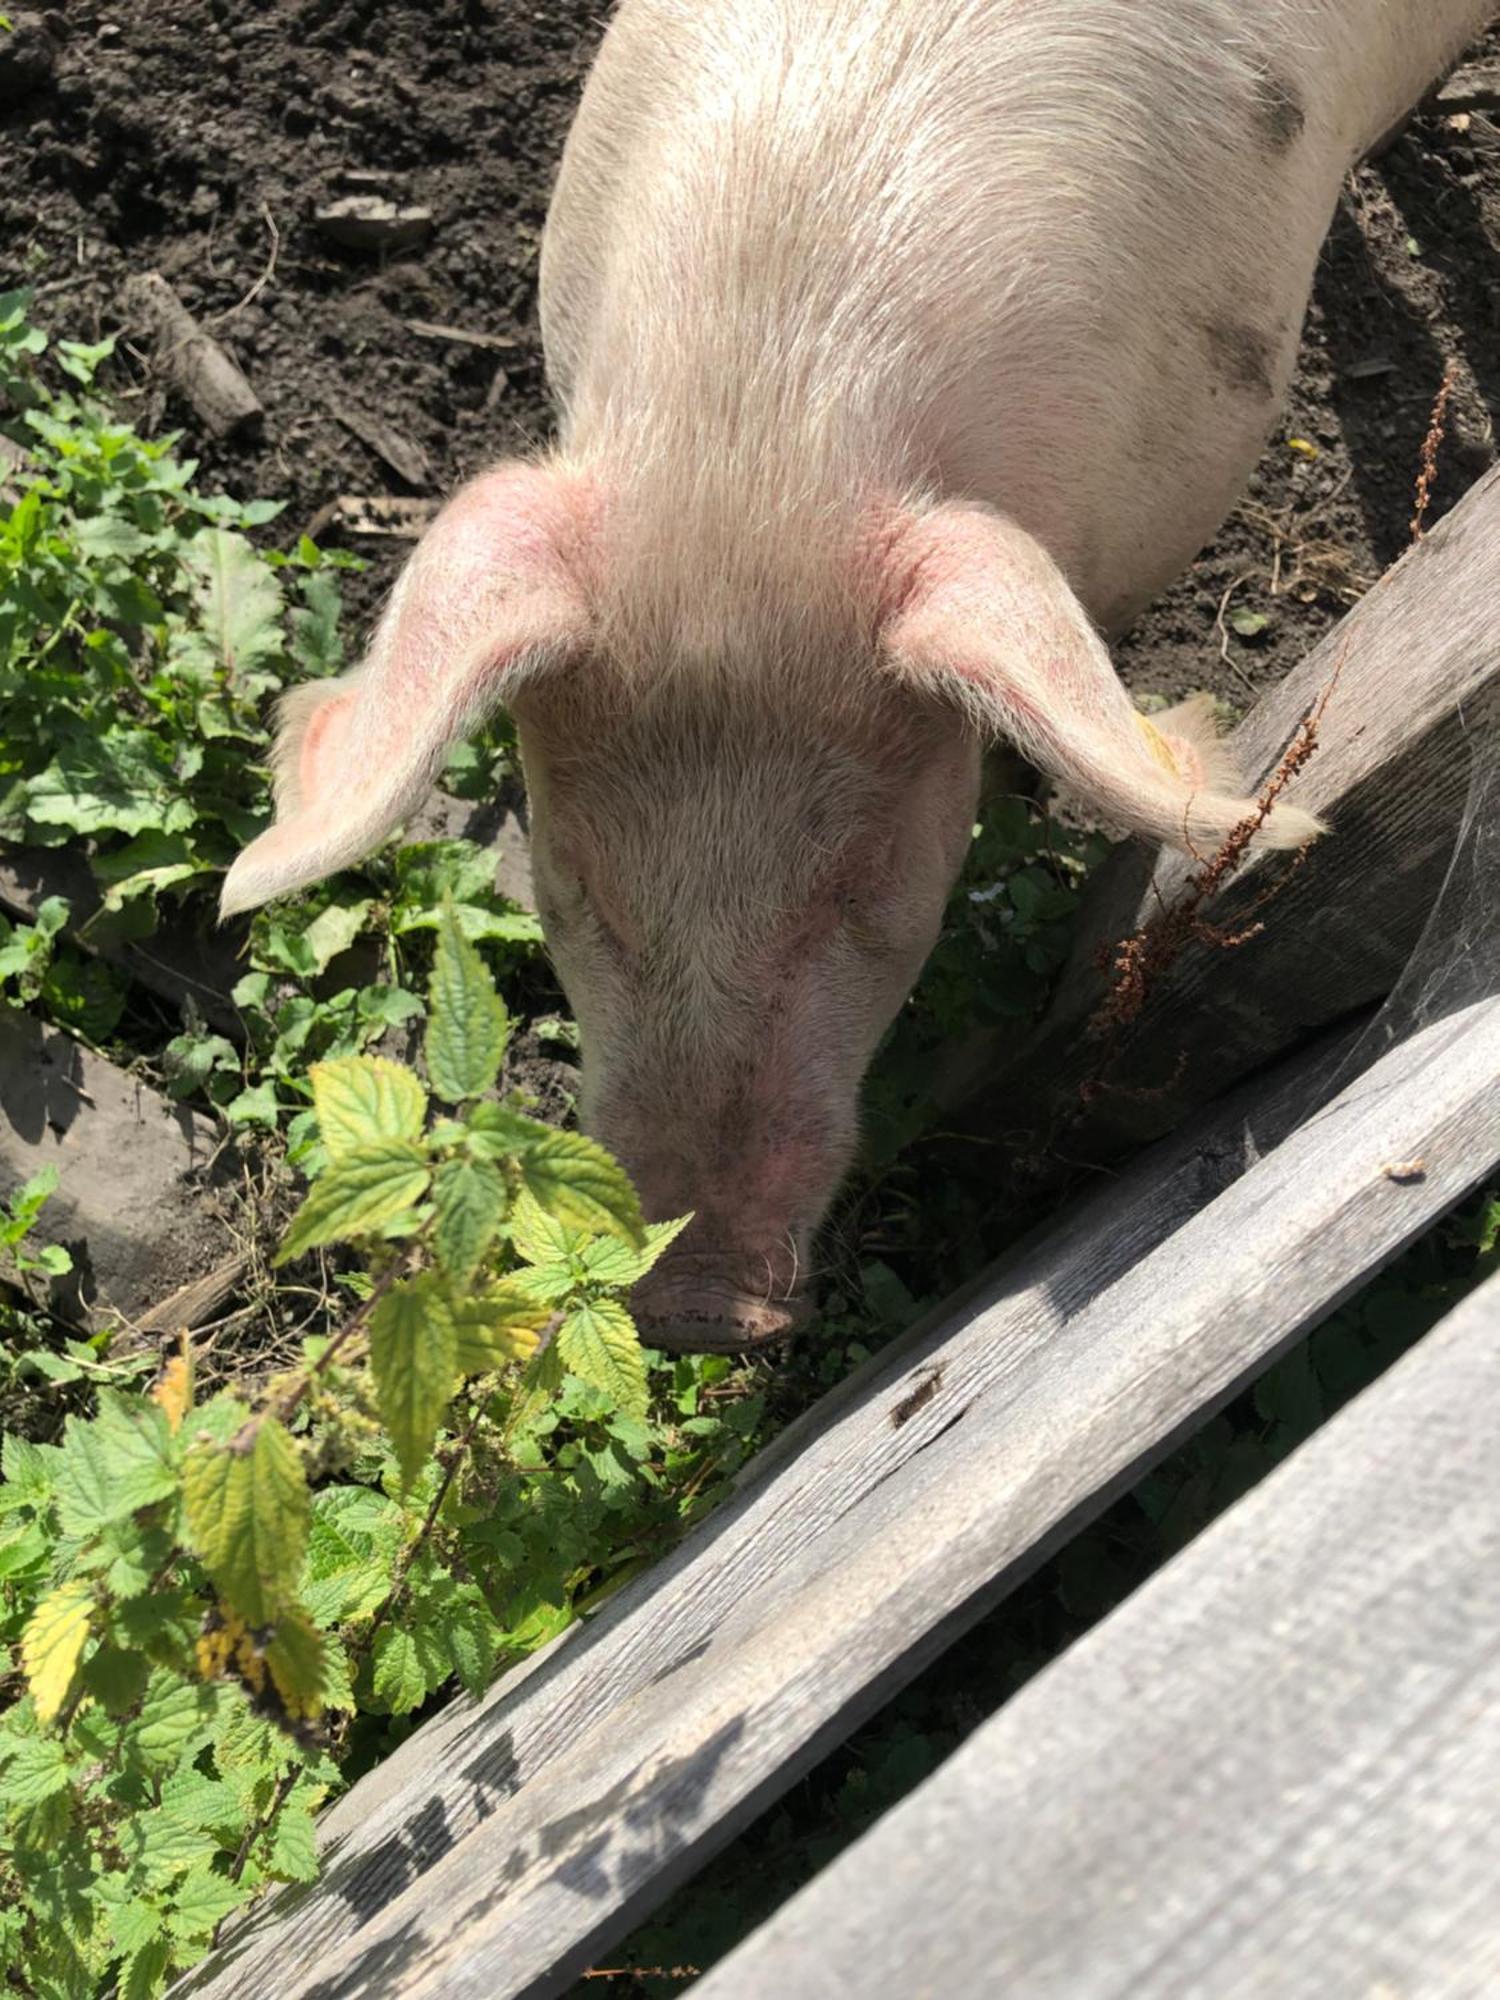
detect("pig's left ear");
top-left (220, 462), bottom-right (595, 917)
top-left (881, 502), bottom-right (1322, 857)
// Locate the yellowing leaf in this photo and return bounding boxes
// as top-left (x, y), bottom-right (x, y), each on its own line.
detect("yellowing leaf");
top-left (1286, 435), bottom-right (1319, 459)
top-left (557, 1296), bottom-right (648, 1418)
top-left (183, 1417), bottom-right (310, 1626)
top-left (152, 1351), bottom-right (192, 1433)
top-left (310, 1055), bottom-right (427, 1160)
top-left (427, 899), bottom-right (509, 1102)
top-left (275, 1142), bottom-right (430, 1264)
top-left (520, 1128), bottom-right (645, 1246)
top-left (433, 1153), bottom-right (508, 1283)
top-left (22, 1578), bottom-right (96, 1724)
top-left (369, 1272), bottom-right (459, 1486)
top-left (452, 1283), bottom-right (551, 1375)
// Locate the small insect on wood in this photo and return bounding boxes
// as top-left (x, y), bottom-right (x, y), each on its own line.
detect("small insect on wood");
top-left (892, 1365), bottom-right (945, 1429)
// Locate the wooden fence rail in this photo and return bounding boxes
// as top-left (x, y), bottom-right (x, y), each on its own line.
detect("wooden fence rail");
top-left (177, 994), bottom-right (1500, 2000)
top-left (936, 460), bottom-right (1500, 1178)
top-left (698, 1266), bottom-right (1500, 2000)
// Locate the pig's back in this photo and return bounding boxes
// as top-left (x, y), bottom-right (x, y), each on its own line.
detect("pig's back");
top-left (540, 0), bottom-right (1487, 633)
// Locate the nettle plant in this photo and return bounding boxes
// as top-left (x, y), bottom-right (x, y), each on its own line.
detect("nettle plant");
top-left (0, 913), bottom-right (742, 1999)
top-left (0, 289), bottom-right (536, 1120)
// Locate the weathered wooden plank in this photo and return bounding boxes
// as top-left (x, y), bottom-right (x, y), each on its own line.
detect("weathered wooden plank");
top-left (937, 461), bottom-right (1500, 1173)
top-left (698, 1266), bottom-right (1500, 2000)
top-left (176, 996), bottom-right (1500, 2000)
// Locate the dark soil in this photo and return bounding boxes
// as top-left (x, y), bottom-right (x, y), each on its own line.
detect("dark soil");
top-left (4, 3), bottom-right (1497, 709)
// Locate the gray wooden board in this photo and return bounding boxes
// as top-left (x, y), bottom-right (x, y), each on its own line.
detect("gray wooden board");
top-left (175, 994), bottom-right (1500, 2000)
top-left (937, 462), bottom-right (1500, 1172)
top-left (698, 1266), bottom-right (1500, 2000)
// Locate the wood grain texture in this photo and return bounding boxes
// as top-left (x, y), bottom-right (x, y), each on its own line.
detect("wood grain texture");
top-left (698, 1268), bottom-right (1500, 2000)
top-left (174, 995), bottom-right (1500, 2000)
top-left (938, 462), bottom-right (1500, 1170)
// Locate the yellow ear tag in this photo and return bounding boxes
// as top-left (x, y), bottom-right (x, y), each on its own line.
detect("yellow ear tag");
top-left (1136, 714), bottom-right (1180, 774)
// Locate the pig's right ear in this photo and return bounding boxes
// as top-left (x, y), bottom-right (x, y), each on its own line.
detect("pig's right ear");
top-left (881, 502), bottom-right (1322, 857)
top-left (220, 462), bottom-right (594, 917)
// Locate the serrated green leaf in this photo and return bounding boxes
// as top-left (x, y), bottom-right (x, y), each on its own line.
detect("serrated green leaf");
top-left (263, 1609), bottom-right (326, 1719)
top-left (507, 1186), bottom-right (582, 1267)
top-left (434, 1582), bottom-right (502, 1697)
top-left (126, 1672), bottom-right (218, 1772)
top-left (426, 899), bottom-right (509, 1101)
top-left (433, 1153), bottom-right (507, 1282)
top-left (107, 1895), bottom-right (163, 1962)
top-left (183, 1417), bottom-right (309, 1626)
top-left (183, 527), bottom-right (284, 683)
top-left (266, 1798), bottom-right (321, 1882)
top-left (1, 1734), bottom-right (71, 1811)
top-left (520, 1129), bottom-right (645, 1246)
top-left (369, 1273), bottom-right (459, 1487)
top-left (124, 1805), bottom-right (209, 1881)
top-left (275, 1142), bottom-right (430, 1262)
top-left (505, 1339), bottom-right (567, 1440)
top-left (168, 1862), bottom-right (245, 1941)
top-left (369, 1625), bottom-right (430, 1714)
top-left (464, 1099), bottom-right (551, 1160)
top-left (310, 1055), bottom-right (427, 1160)
top-left (121, 1936), bottom-right (173, 2000)
top-left (21, 1577), bottom-right (95, 1724)
top-left (579, 1213), bottom-right (694, 1288)
top-left (83, 1642), bottom-right (150, 1714)
top-left (557, 1297), bottom-right (648, 1418)
top-left (452, 1283), bottom-right (550, 1375)
top-left (51, 1396), bottom-right (178, 1537)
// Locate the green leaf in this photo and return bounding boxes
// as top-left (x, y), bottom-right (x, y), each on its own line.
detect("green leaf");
top-left (2, 1734), bottom-right (71, 1810)
top-left (452, 1283), bottom-right (550, 1375)
top-left (52, 1398), bottom-right (178, 1537)
top-left (263, 1608), bottom-right (327, 1719)
top-left (183, 1416), bottom-right (310, 1626)
top-left (433, 1153), bottom-right (507, 1283)
top-left (121, 1936), bottom-right (174, 2000)
top-left (266, 1797), bottom-right (321, 1882)
top-left (21, 1578), bottom-right (95, 1724)
top-left (275, 1142), bottom-right (430, 1262)
top-left (520, 1129), bottom-right (645, 1246)
top-left (182, 527), bottom-right (284, 683)
top-left (506, 1186), bottom-right (582, 1267)
top-left (463, 1100), bottom-right (552, 1160)
top-left (579, 1213), bottom-right (693, 1288)
top-left (370, 1625), bottom-right (433, 1714)
top-left (426, 899), bottom-right (509, 1101)
top-left (310, 1055), bottom-right (427, 1160)
top-left (169, 1862), bottom-right (245, 1941)
top-left (1229, 607), bottom-right (1271, 638)
top-left (369, 1273), bottom-right (459, 1487)
top-left (434, 1582), bottom-right (503, 1697)
top-left (557, 1297), bottom-right (649, 1418)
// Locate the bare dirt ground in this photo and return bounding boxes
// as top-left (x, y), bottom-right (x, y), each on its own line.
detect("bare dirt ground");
top-left (3, 3), bottom-right (1497, 710)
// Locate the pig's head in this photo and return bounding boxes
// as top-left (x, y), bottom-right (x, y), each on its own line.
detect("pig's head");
top-left (222, 460), bottom-right (1318, 1351)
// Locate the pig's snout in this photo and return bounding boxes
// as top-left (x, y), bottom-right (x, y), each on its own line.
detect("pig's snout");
top-left (631, 1246), bottom-right (813, 1355)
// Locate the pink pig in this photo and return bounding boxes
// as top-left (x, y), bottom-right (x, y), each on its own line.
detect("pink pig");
top-left (224, 0), bottom-right (1494, 1350)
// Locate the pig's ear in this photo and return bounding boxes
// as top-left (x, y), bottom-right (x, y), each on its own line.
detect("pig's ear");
top-left (881, 503), bottom-right (1322, 857)
top-left (220, 462), bottom-right (594, 917)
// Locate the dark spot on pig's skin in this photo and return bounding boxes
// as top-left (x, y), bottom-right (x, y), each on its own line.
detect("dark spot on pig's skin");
top-left (1203, 319), bottom-right (1277, 399)
top-left (1251, 68), bottom-right (1305, 153)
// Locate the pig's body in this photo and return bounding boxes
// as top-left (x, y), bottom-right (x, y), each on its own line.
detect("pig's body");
top-left (540, 0), bottom-right (1484, 638)
top-left (224, 0), bottom-right (1493, 1351)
